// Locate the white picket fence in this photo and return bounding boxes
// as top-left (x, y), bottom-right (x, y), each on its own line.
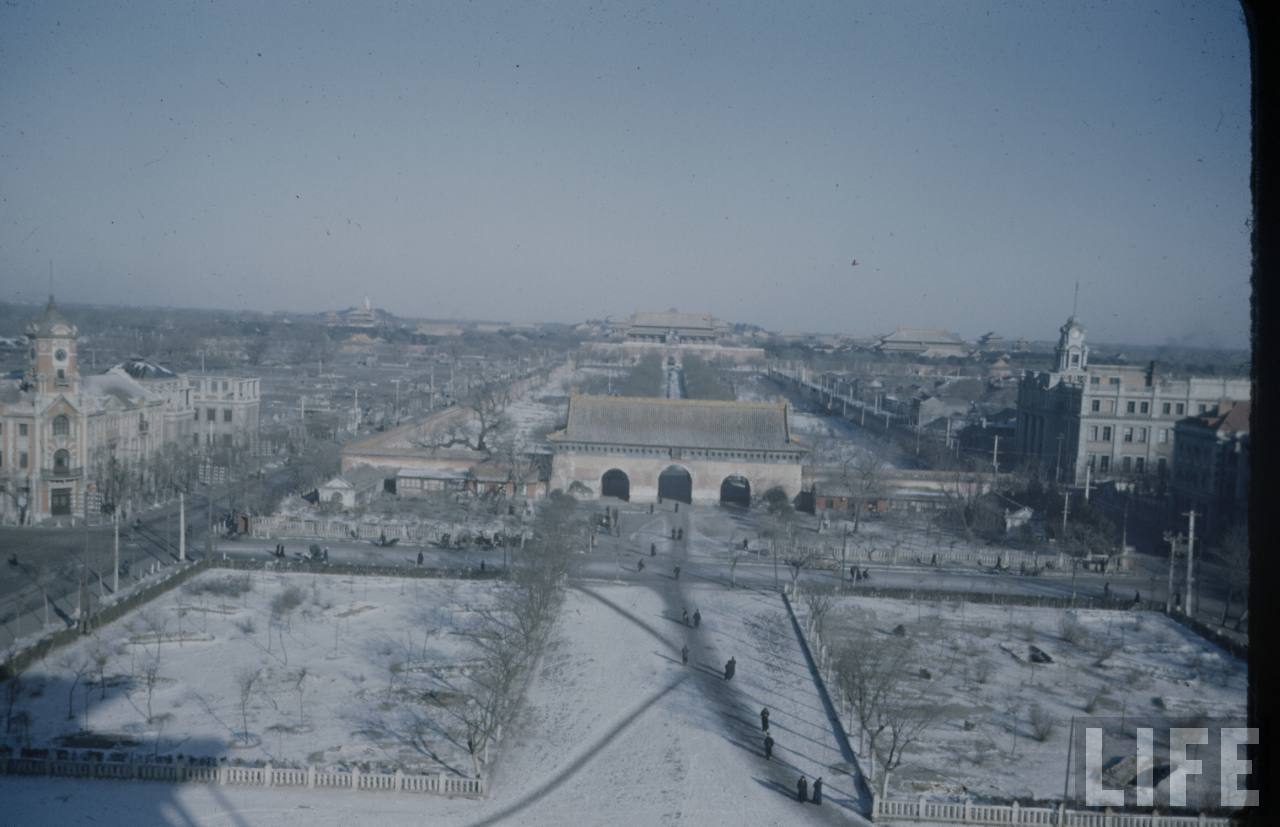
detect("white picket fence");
top-left (0, 756), bottom-right (485, 798)
top-left (872, 795), bottom-right (1235, 826)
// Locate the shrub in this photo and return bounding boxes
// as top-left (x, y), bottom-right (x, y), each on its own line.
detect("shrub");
top-left (1058, 614), bottom-right (1086, 645)
top-left (187, 574), bottom-right (253, 599)
top-left (1029, 704), bottom-right (1056, 742)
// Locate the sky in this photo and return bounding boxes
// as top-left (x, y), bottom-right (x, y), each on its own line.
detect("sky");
top-left (0, 1), bottom-right (1253, 347)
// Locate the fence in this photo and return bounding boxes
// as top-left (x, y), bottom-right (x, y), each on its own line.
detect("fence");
top-left (0, 755), bottom-right (484, 798)
top-left (871, 795), bottom-right (1238, 826)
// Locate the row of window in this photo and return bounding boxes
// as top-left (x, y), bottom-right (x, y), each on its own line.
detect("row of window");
top-left (1087, 425), bottom-right (1171, 445)
top-left (194, 408), bottom-right (235, 422)
top-left (1089, 398), bottom-right (1190, 416)
top-left (1087, 454), bottom-right (1166, 475)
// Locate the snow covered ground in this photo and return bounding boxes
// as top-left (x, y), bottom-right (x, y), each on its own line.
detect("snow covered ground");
top-left (817, 596), bottom-right (1247, 803)
top-left (2, 570), bottom-right (870, 824)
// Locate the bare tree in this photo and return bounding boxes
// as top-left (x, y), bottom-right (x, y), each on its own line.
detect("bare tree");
top-left (832, 632), bottom-right (916, 785)
top-left (235, 666), bottom-right (262, 742)
top-left (1211, 526), bottom-right (1249, 628)
top-left (803, 591), bottom-right (834, 638)
top-left (88, 635), bottom-right (113, 701)
top-left (417, 380), bottom-right (513, 456)
top-left (292, 667), bottom-right (308, 728)
top-left (4, 662), bottom-right (27, 735)
top-left (876, 697), bottom-right (946, 797)
top-left (137, 645), bottom-right (163, 724)
top-left (58, 652), bottom-right (93, 724)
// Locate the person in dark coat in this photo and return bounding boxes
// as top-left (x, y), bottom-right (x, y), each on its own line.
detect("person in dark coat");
top-left (650, 543), bottom-right (656, 556)
top-left (674, 503), bottom-right (679, 513)
top-left (760, 707), bottom-right (769, 731)
top-left (677, 528), bottom-right (684, 540)
top-left (681, 645), bottom-right (689, 665)
top-left (673, 565), bottom-right (680, 580)
top-left (650, 503), bottom-right (654, 514)
top-left (638, 559), bottom-right (644, 572)
top-left (417, 550), bottom-right (424, 565)
top-left (1103, 581), bottom-right (1111, 600)
top-left (1133, 589), bottom-right (1141, 605)
top-left (682, 609), bottom-right (690, 626)
top-left (671, 528), bottom-right (677, 540)
top-left (797, 776), bottom-right (808, 803)
top-left (764, 733), bottom-right (774, 760)
top-left (812, 777), bottom-right (823, 805)
top-left (480, 560), bottom-right (486, 572)
top-left (693, 609), bottom-right (701, 628)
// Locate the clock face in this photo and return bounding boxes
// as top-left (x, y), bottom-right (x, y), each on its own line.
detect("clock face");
top-left (54, 348), bottom-right (68, 362)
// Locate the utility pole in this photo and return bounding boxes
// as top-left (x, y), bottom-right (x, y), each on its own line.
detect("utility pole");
top-left (1183, 509), bottom-right (1197, 617)
top-left (1061, 490), bottom-right (1070, 541)
top-left (1055, 434), bottom-right (1065, 484)
top-left (1163, 531), bottom-right (1180, 614)
top-left (113, 511), bottom-right (120, 594)
top-left (992, 435), bottom-right (1000, 476)
top-left (179, 492), bottom-right (186, 562)
top-left (1084, 463), bottom-right (1092, 502)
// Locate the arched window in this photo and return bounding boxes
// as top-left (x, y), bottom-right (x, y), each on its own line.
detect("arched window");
top-left (53, 448), bottom-right (70, 474)
top-left (52, 414), bottom-right (70, 437)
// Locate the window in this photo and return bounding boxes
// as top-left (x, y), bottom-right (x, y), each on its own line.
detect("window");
top-left (1070, 353), bottom-right (1080, 366)
top-left (1138, 427), bottom-right (1147, 443)
top-left (1091, 399), bottom-right (1101, 412)
top-left (1102, 426), bottom-right (1112, 441)
top-left (1090, 376), bottom-right (1100, 385)
top-left (194, 409), bottom-right (200, 421)
top-left (1122, 456), bottom-right (1132, 472)
top-left (1087, 454), bottom-right (1097, 469)
top-left (207, 408), bottom-right (216, 421)
top-left (1088, 426), bottom-right (1098, 441)
top-left (223, 409), bottom-right (232, 423)
top-left (52, 414), bottom-right (70, 436)
top-left (1162, 402), bottom-right (1171, 415)
top-left (1100, 455), bottom-right (1110, 472)
top-left (1140, 402), bottom-right (1149, 414)
top-left (1176, 403), bottom-right (1184, 415)
top-left (1198, 403), bottom-right (1208, 414)
top-left (1159, 428), bottom-right (1168, 443)
top-left (1126, 401), bottom-right (1136, 414)
top-left (19, 423), bottom-right (28, 436)
top-left (1109, 377), bottom-right (1121, 385)
top-left (20, 451), bottom-right (28, 469)
top-left (1123, 427), bottom-right (1133, 443)
top-left (1158, 457), bottom-right (1167, 475)
top-left (53, 448), bottom-right (70, 474)
top-left (1135, 457), bottom-right (1145, 473)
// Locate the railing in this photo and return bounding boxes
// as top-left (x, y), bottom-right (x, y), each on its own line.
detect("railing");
top-left (0, 756), bottom-right (485, 798)
top-left (871, 795), bottom-right (1237, 826)
top-left (41, 466), bottom-right (83, 479)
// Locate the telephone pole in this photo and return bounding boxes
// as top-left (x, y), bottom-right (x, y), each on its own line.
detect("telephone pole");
top-left (1163, 531), bottom-right (1180, 614)
top-left (113, 512), bottom-right (120, 593)
top-left (1061, 489), bottom-right (1070, 540)
top-left (992, 435), bottom-right (1000, 476)
top-left (1183, 509), bottom-right (1198, 617)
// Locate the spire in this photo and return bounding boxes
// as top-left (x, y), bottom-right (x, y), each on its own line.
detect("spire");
top-left (1071, 281), bottom-right (1079, 319)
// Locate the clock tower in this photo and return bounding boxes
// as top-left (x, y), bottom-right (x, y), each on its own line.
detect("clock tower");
top-left (25, 295), bottom-right (80, 396)
top-left (1054, 315), bottom-right (1089, 375)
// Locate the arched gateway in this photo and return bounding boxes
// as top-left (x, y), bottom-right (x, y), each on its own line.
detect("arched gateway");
top-left (601, 468), bottom-right (630, 501)
top-left (547, 395), bottom-right (805, 505)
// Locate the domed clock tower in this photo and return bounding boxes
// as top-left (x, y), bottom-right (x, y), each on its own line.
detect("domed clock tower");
top-left (25, 295), bottom-right (80, 396)
top-left (1054, 315), bottom-right (1089, 376)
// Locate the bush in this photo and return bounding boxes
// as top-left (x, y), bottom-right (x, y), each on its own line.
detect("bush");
top-left (186, 574), bottom-right (253, 599)
top-left (1029, 704), bottom-right (1056, 742)
top-left (271, 585), bottom-right (306, 618)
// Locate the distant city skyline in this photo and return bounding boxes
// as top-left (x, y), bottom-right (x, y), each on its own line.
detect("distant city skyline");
top-left (1, 2), bottom-right (1252, 347)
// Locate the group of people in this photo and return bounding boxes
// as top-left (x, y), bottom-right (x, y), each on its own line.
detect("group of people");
top-left (760, 706), bottom-right (822, 805)
top-left (850, 565), bottom-right (871, 582)
top-left (681, 608), bottom-right (701, 628)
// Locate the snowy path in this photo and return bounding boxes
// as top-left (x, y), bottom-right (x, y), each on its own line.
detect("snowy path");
top-left (0, 509), bottom-right (869, 825)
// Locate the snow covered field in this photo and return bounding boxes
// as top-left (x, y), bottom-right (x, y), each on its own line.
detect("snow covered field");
top-left (2, 578), bottom-right (871, 825)
top-left (8, 571), bottom-right (504, 776)
top-left (817, 596), bottom-right (1247, 803)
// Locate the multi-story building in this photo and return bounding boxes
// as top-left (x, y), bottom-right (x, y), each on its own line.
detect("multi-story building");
top-left (1171, 401), bottom-right (1250, 544)
top-left (0, 298), bottom-right (260, 525)
top-left (1015, 316), bottom-right (1249, 488)
top-left (875, 327), bottom-right (970, 359)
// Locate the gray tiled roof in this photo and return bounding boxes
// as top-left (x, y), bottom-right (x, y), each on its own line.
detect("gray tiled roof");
top-left (551, 395), bottom-right (801, 452)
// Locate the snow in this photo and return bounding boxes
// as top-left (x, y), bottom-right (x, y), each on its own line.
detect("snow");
top-left (814, 596), bottom-right (1247, 803)
top-left (2, 574), bottom-right (870, 825)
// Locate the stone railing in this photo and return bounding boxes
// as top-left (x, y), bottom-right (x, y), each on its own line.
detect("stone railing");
top-left (0, 755), bottom-right (484, 798)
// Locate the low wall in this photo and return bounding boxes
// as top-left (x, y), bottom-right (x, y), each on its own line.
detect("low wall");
top-left (871, 795), bottom-right (1236, 826)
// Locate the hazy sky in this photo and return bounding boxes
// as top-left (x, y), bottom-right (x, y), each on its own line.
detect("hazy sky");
top-left (0, 1), bottom-right (1252, 346)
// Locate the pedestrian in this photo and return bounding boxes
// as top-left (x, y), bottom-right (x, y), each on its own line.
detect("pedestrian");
top-left (480, 560), bottom-right (486, 572)
top-left (323, 548), bottom-right (329, 562)
top-left (812, 777), bottom-right (823, 805)
top-left (797, 776), bottom-right (808, 803)
top-left (764, 733), bottom-right (774, 760)
top-left (650, 503), bottom-right (654, 514)
top-left (682, 609), bottom-right (690, 626)
top-left (693, 609), bottom-right (701, 628)
top-left (417, 551), bottom-right (424, 566)
top-left (678, 528), bottom-right (684, 540)
top-left (675, 503), bottom-right (679, 513)
top-left (681, 645), bottom-right (689, 665)
top-left (724, 659), bottom-right (732, 680)
top-left (931, 553), bottom-right (937, 566)
top-left (638, 559), bottom-right (645, 572)
top-left (671, 528), bottom-right (677, 540)
top-left (760, 707), bottom-right (769, 731)
top-left (1103, 581), bottom-right (1111, 600)
top-left (862, 567), bottom-right (870, 581)
top-left (650, 543), bottom-right (656, 556)
top-left (1133, 589), bottom-right (1141, 605)
top-left (742, 537), bottom-right (749, 550)
top-left (673, 565), bottom-right (680, 580)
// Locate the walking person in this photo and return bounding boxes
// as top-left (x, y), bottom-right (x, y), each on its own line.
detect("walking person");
top-left (1103, 581), bottom-right (1111, 601)
top-left (760, 707), bottom-right (769, 731)
top-left (812, 777), bottom-right (823, 805)
top-left (681, 645), bottom-right (689, 666)
top-left (693, 609), bottom-right (701, 628)
top-left (682, 608), bottom-right (690, 626)
top-left (638, 559), bottom-right (644, 572)
top-left (650, 543), bottom-right (656, 556)
top-left (763, 733), bottom-right (774, 760)
top-left (797, 776), bottom-right (808, 803)
top-left (417, 550), bottom-right (424, 566)
top-left (673, 565), bottom-right (680, 580)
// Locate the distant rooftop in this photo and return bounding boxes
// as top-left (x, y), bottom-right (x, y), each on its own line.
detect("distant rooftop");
top-left (550, 394), bottom-right (802, 452)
